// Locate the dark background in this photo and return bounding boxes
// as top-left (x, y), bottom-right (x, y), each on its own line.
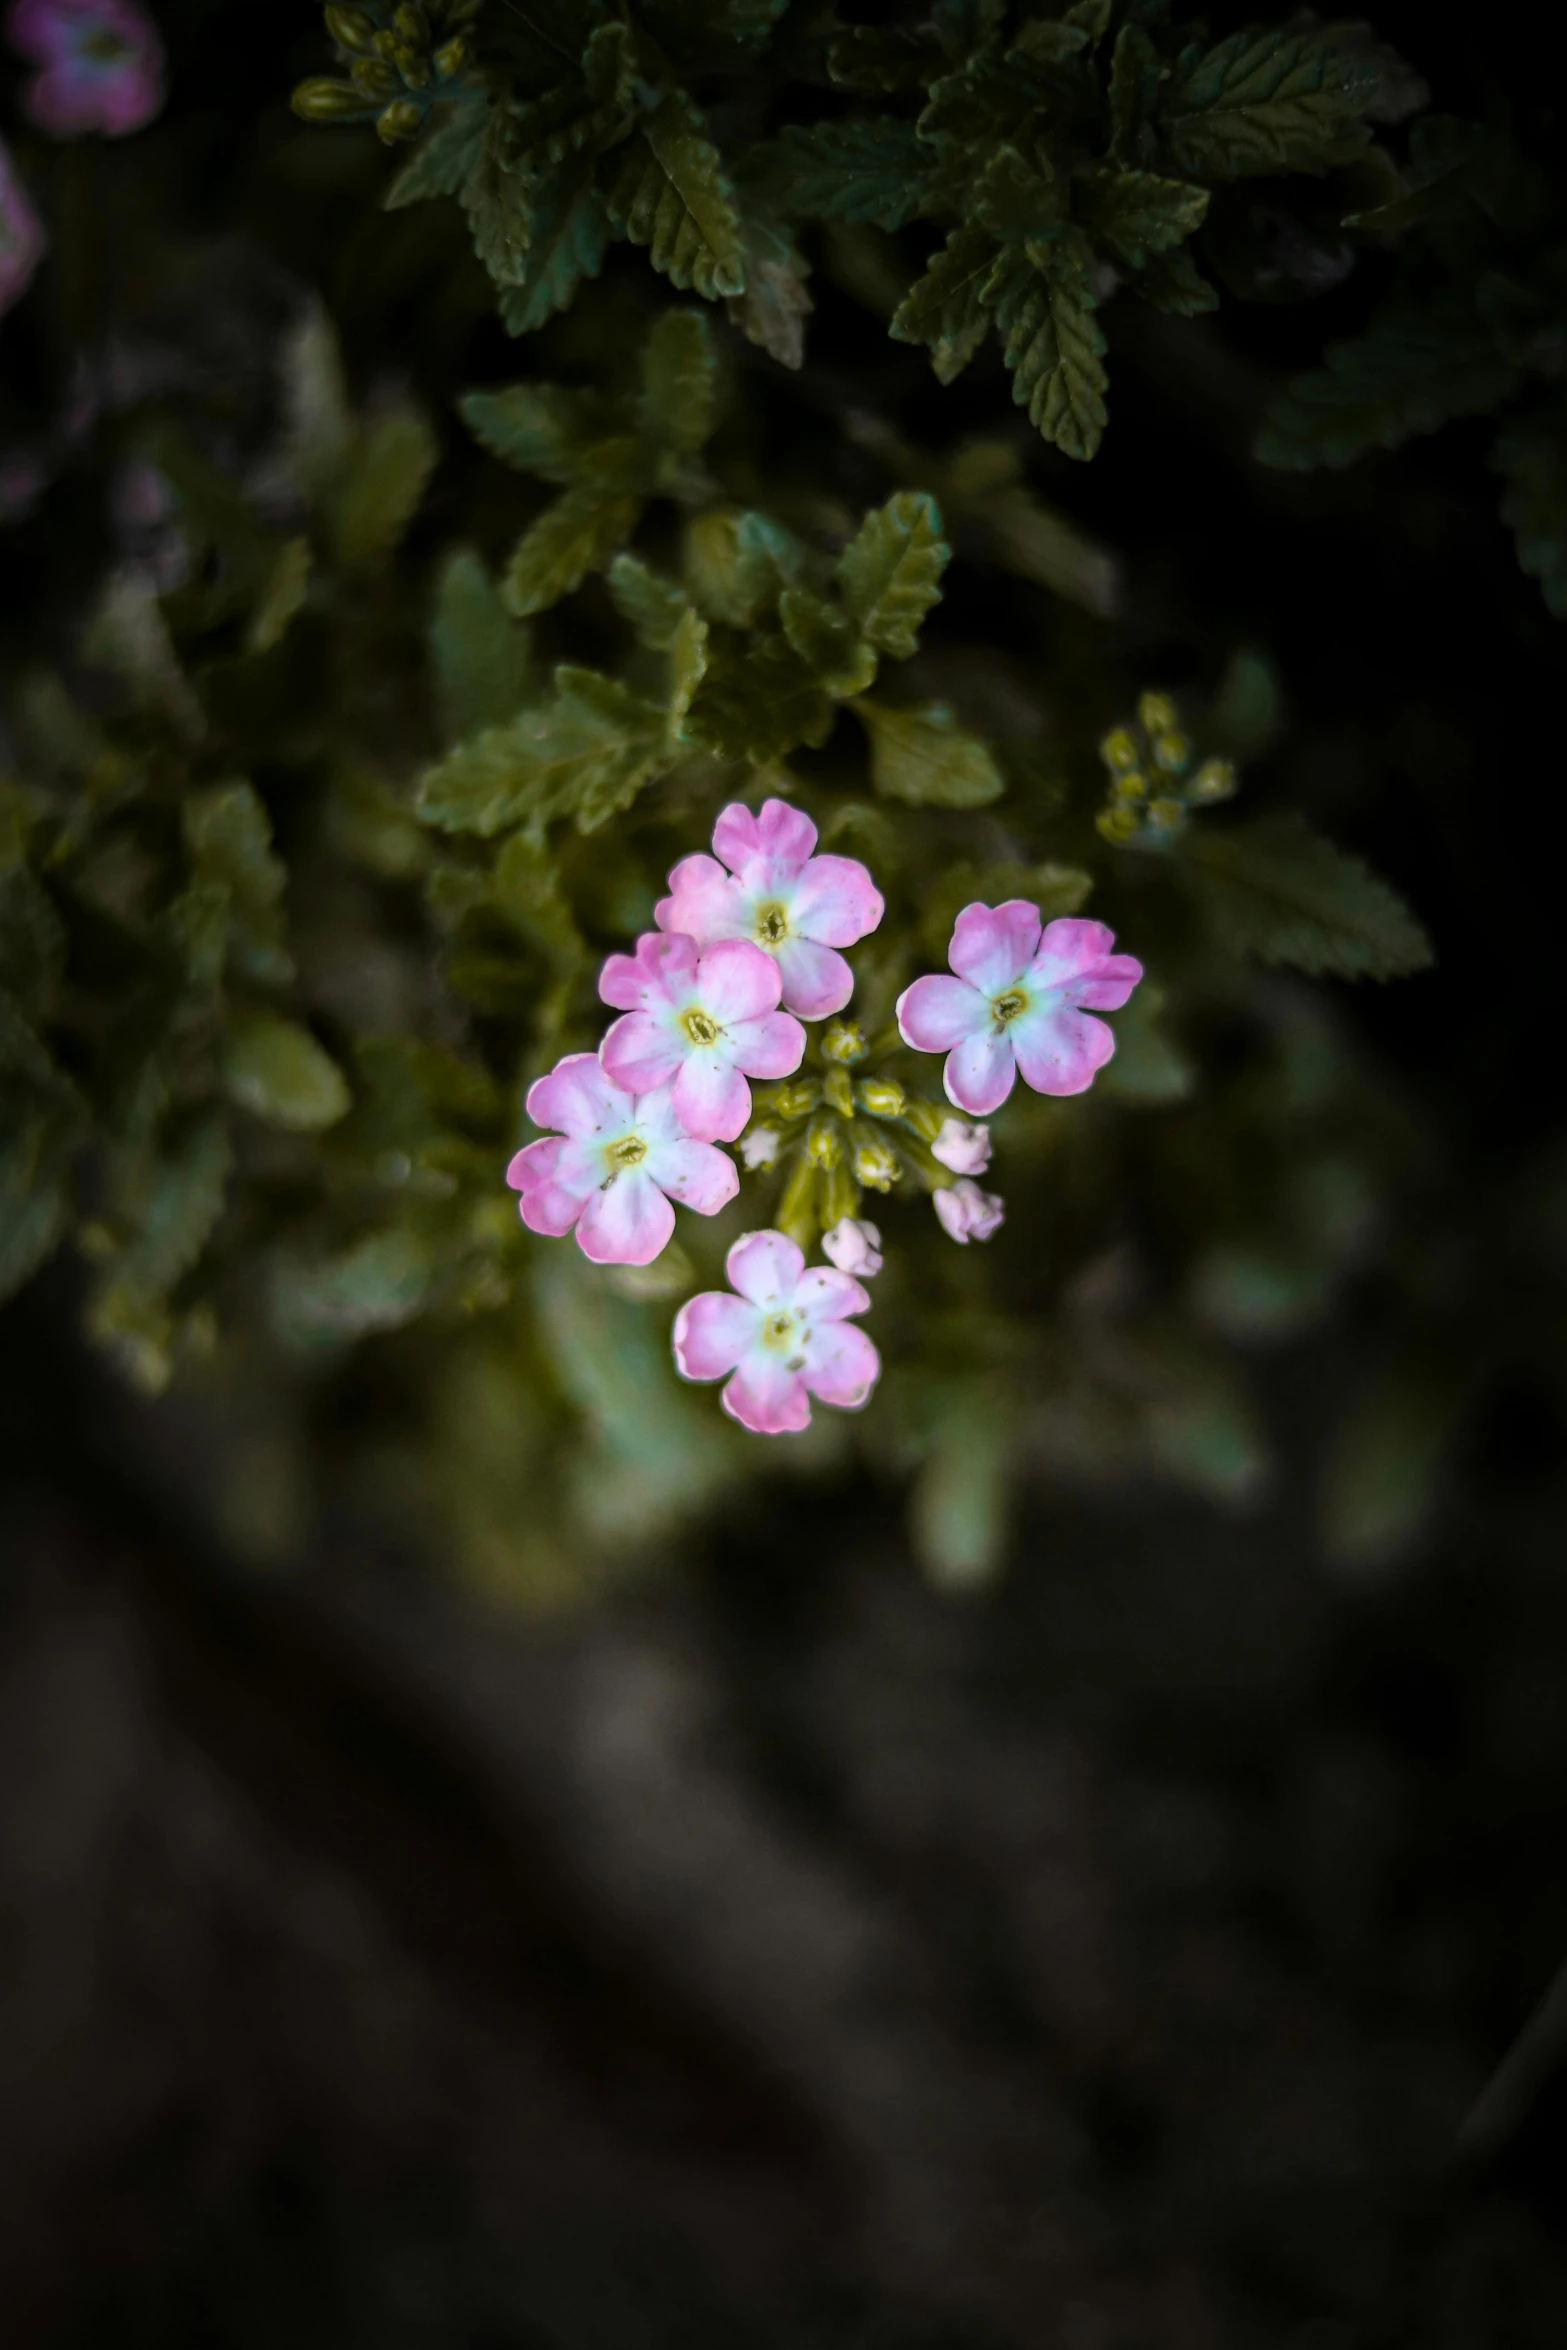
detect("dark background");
top-left (4, 0), bottom-right (1567, 2341)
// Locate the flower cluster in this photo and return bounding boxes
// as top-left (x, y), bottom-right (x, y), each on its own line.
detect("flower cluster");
top-left (291, 0), bottom-right (478, 147)
top-left (506, 799), bottom-right (1143, 1436)
top-left (1095, 692), bottom-right (1237, 847)
top-left (6, 0), bottom-right (165, 140)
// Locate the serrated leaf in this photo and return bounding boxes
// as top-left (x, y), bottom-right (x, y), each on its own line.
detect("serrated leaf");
top-left (988, 244), bottom-right (1108, 460)
top-left (890, 221), bottom-right (1000, 384)
top-left (116, 1112), bottom-right (232, 1298)
top-left (431, 548), bottom-right (535, 740)
top-left (609, 553), bottom-right (690, 648)
top-left (858, 700), bottom-right (1004, 807)
top-left (181, 780), bottom-right (292, 987)
top-left (605, 94), bottom-right (746, 299)
top-left (974, 146), bottom-right (1061, 245)
top-left (725, 201), bottom-right (813, 369)
top-left (459, 382), bottom-right (629, 486)
top-left (503, 486), bottom-right (642, 617)
top-left (666, 607), bottom-right (710, 747)
top-left (415, 670), bottom-right (666, 837)
top-left (835, 490), bottom-right (949, 659)
top-left (1257, 300), bottom-right (1520, 471)
top-left (683, 507), bottom-right (807, 626)
top-left (512, 21), bottom-right (637, 172)
top-left (327, 407), bottom-right (438, 573)
top-left (223, 1012), bottom-right (350, 1131)
top-left (765, 120), bottom-right (933, 230)
top-left (247, 536), bottom-right (312, 656)
top-left (384, 85), bottom-right (488, 207)
top-left (1130, 244), bottom-right (1219, 314)
top-left (1160, 30), bottom-right (1380, 180)
top-left (779, 588), bottom-right (878, 696)
top-left (1109, 23), bottom-right (1161, 166)
top-left (1185, 815), bottom-right (1432, 979)
top-left (1076, 166), bottom-right (1209, 271)
top-left (1492, 407), bottom-right (1567, 619)
top-left (498, 161), bottom-right (614, 336)
top-left (462, 103), bottom-right (532, 286)
top-left (828, 25), bottom-right (942, 93)
top-left (686, 637), bottom-right (835, 762)
top-left (273, 1227), bottom-right (438, 1344)
top-left (637, 308), bottom-right (719, 459)
top-left (281, 303), bottom-right (355, 502)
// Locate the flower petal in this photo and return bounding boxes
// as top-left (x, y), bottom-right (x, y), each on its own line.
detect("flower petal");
top-left (673, 1052), bottom-right (752, 1143)
top-left (673, 1291), bottom-right (757, 1381)
top-left (793, 1267), bottom-right (871, 1322)
top-left (714, 796), bottom-right (816, 878)
top-left (647, 1135), bottom-right (740, 1216)
top-left (575, 1168), bottom-right (675, 1265)
top-left (526, 1052), bottom-right (631, 1138)
top-left (696, 937), bottom-right (783, 1024)
top-left (944, 1030), bottom-right (1018, 1116)
top-left (897, 973), bottom-right (988, 1053)
top-left (772, 936), bottom-right (854, 1020)
top-left (722, 1354), bottom-right (812, 1435)
top-left (599, 1012), bottom-right (684, 1099)
top-left (787, 854), bottom-right (885, 948)
top-left (728, 1008), bottom-right (806, 1081)
top-left (1026, 916), bottom-right (1121, 991)
top-left (726, 1229), bottom-right (804, 1305)
top-left (801, 1321), bottom-right (880, 1411)
top-left (1010, 1003), bottom-right (1117, 1096)
top-left (506, 1136), bottom-right (565, 1192)
top-left (1068, 954), bottom-right (1143, 1011)
top-left (930, 1117), bottom-right (992, 1176)
top-left (948, 900), bottom-right (1042, 994)
top-left (599, 929), bottom-right (697, 1012)
top-left (655, 854), bottom-right (747, 947)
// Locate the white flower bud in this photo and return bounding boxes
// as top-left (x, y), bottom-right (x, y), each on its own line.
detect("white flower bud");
top-left (822, 1217), bottom-right (883, 1277)
top-left (933, 1180), bottom-right (1004, 1245)
top-left (930, 1116), bottom-right (993, 1176)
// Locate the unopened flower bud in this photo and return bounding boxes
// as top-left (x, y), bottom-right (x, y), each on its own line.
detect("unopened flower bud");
top-left (1096, 806), bottom-right (1140, 844)
top-left (1148, 796), bottom-right (1185, 831)
top-left (1114, 769), bottom-right (1148, 800)
top-left (821, 1018), bottom-right (868, 1064)
top-left (1138, 691), bottom-right (1177, 737)
top-left (1191, 756), bottom-right (1237, 802)
top-left (393, 2), bottom-right (430, 42)
top-left (822, 1063), bottom-right (854, 1118)
top-left (1099, 726), bottom-right (1139, 773)
top-left (739, 1126), bottom-right (782, 1171)
top-left (291, 75), bottom-right (375, 119)
top-left (433, 33), bottom-right (467, 75)
top-left (931, 1117), bottom-right (992, 1176)
top-left (851, 1134), bottom-right (900, 1191)
top-left (1152, 730), bottom-right (1190, 773)
top-left (376, 96), bottom-right (423, 139)
top-left (325, 4), bottom-right (378, 54)
top-left (765, 1079), bottom-right (819, 1121)
top-left (805, 1115), bottom-right (843, 1170)
top-left (901, 1095), bottom-right (949, 1144)
top-left (856, 1075), bottom-right (905, 1118)
top-left (351, 55), bottom-right (400, 94)
top-left (934, 1179), bottom-right (1005, 1245)
top-left (822, 1217), bottom-right (883, 1277)
top-left (821, 1160), bottom-right (861, 1227)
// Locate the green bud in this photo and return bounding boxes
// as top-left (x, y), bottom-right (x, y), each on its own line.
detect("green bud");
top-left (1152, 729), bottom-right (1190, 773)
top-left (433, 33), bottom-right (467, 75)
top-left (1114, 770), bottom-right (1147, 800)
top-left (805, 1116), bottom-right (843, 1171)
top-left (1191, 756), bottom-right (1237, 803)
top-left (351, 55), bottom-right (400, 94)
top-left (324, 5), bottom-right (378, 55)
top-left (822, 1064), bottom-right (854, 1119)
top-left (856, 1075), bottom-right (905, 1118)
top-left (1148, 796), bottom-right (1185, 831)
top-left (1099, 726), bottom-right (1139, 773)
top-left (376, 96), bottom-right (424, 140)
top-left (821, 1162), bottom-right (861, 1228)
top-left (1096, 805), bottom-right (1141, 844)
top-left (775, 1155), bottom-right (819, 1253)
top-left (1138, 691), bottom-right (1177, 737)
top-left (902, 1096), bottom-right (948, 1144)
top-left (392, 1), bottom-right (430, 42)
top-left (291, 76), bottom-right (376, 119)
top-left (765, 1078), bottom-right (820, 1122)
top-left (821, 1018), bottom-right (868, 1065)
top-left (851, 1133), bottom-right (900, 1191)
top-left (394, 41), bottom-right (431, 87)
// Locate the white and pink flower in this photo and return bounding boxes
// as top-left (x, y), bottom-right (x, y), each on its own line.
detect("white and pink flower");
top-left (934, 1179), bottom-right (1005, 1245)
top-left (657, 797), bottom-right (884, 1020)
top-left (599, 931), bottom-right (804, 1145)
top-left (930, 1116), bottom-right (992, 1176)
top-left (507, 1054), bottom-right (737, 1267)
top-left (673, 1230), bottom-right (880, 1435)
top-left (7, 0), bottom-right (166, 139)
top-left (898, 905), bottom-right (1142, 1116)
top-left (822, 1216), bottom-right (883, 1276)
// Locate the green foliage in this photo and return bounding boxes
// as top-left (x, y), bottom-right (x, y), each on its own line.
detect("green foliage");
top-left (1184, 815), bottom-right (1433, 980)
top-left (1256, 301), bottom-right (1524, 470)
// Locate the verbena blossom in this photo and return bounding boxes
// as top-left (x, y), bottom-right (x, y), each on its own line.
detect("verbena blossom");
top-left (507, 1054), bottom-right (737, 1266)
top-left (673, 1230), bottom-right (879, 1435)
top-left (0, 137), bottom-right (46, 319)
top-left (934, 1179), bottom-right (1005, 1245)
top-left (931, 1116), bottom-right (992, 1176)
top-left (898, 906), bottom-right (1142, 1116)
top-left (657, 797), bottom-right (884, 1020)
top-left (7, 0), bottom-right (166, 138)
top-left (599, 931), bottom-right (804, 1144)
top-left (822, 1216), bottom-right (883, 1277)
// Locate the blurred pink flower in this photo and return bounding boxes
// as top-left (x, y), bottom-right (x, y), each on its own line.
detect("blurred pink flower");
top-left (507, 1054), bottom-right (737, 1266)
top-left (673, 1230), bottom-right (879, 1435)
top-left (930, 1116), bottom-right (992, 1176)
top-left (657, 797), bottom-right (884, 1020)
top-left (599, 931), bottom-right (804, 1144)
top-left (822, 1216), bottom-right (883, 1276)
top-left (0, 137), bottom-right (47, 319)
top-left (934, 1179), bottom-right (1005, 1245)
top-left (7, 0), bottom-right (165, 138)
top-left (898, 906), bottom-right (1142, 1115)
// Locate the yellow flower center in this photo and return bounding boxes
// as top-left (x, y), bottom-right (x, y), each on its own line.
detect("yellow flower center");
top-left (990, 988), bottom-right (1029, 1029)
top-left (754, 902), bottom-right (790, 946)
top-left (681, 1006), bottom-right (721, 1047)
top-left (604, 1133), bottom-right (648, 1174)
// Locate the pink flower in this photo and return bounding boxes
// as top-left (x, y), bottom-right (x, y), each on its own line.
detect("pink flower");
top-left (599, 932), bottom-right (804, 1145)
top-left (931, 1116), bottom-right (992, 1176)
top-left (673, 1230), bottom-right (879, 1435)
top-left (934, 1179), bottom-right (1005, 1245)
top-left (656, 797), bottom-right (884, 1020)
top-left (897, 907), bottom-right (1143, 1115)
top-left (7, 0), bottom-right (166, 138)
top-left (0, 137), bottom-right (47, 319)
top-left (822, 1216), bottom-right (883, 1276)
top-left (507, 1054), bottom-right (737, 1266)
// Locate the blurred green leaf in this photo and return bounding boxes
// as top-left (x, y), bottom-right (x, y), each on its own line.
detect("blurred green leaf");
top-left (859, 700), bottom-right (1004, 807)
top-left (223, 1012), bottom-right (350, 1131)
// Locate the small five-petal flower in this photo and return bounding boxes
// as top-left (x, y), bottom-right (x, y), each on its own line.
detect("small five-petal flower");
top-left (657, 797), bottom-right (884, 1020)
top-left (674, 1230), bottom-right (880, 1435)
top-left (507, 1054), bottom-right (737, 1266)
top-left (599, 931), bottom-right (804, 1144)
top-left (7, 0), bottom-right (165, 139)
top-left (898, 906), bottom-right (1142, 1116)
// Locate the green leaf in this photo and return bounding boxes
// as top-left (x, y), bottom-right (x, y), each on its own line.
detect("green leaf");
top-left (181, 781), bottom-right (293, 987)
top-left (858, 700), bottom-right (1004, 808)
top-left (0, 1122), bottom-right (70, 1306)
top-left (431, 548), bottom-right (536, 740)
top-left (1160, 30), bottom-right (1381, 180)
top-left (725, 201), bottom-right (813, 369)
top-left (686, 638), bottom-right (835, 762)
top-left (554, 667), bottom-right (671, 830)
top-left (1320, 1356), bottom-right (1470, 1570)
top-left (502, 486), bottom-right (643, 617)
top-left (764, 120), bottom-right (933, 229)
top-left (1185, 815), bottom-right (1433, 979)
top-left (116, 1112), bottom-right (232, 1299)
top-left (1075, 166), bottom-right (1209, 271)
top-left (383, 85), bottom-right (488, 207)
top-left (1099, 983), bottom-right (1193, 1103)
top-left (497, 162), bottom-right (613, 335)
top-left (1257, 301), bottom-right (1521, 471)
top-left (911, 1384), bottom-right (1012, 1593)
top-left (458, 382), bottom-right (627, 486)
top-left (973, 146), bottom-right (1060, 246)
top-left (247, 536), bottom-right (312, 656)
top-left (683, 507), bottom-right (807, 626)
top-left (609, 553), bottom-right (691, 648)
top-left (415, 669), bottom-right (666, 836)
top-left (605, 94), bottom-right (746, 299)
top-left (1108, 24), bottom-right (1161, 166)
top-left (223, 1012), bottom-right (351, 1131)
top-left (889, 221), bottom-right (1000, 385)
top-left (1492, 405), bottom-right (1567, 619)
top-left (779, 588), bottom-right (878, 696)
top-left (462, 103), bottom-right (533, 287)
top-left (281, 304), bottom-right (355, 503)
top-left (989, 242), bottom-right (1108, 460)
top-left (637, 308), bottom-right (719, 459)
top-left (0, 863), bottom-right (65, 1012)
top-left (918, 858), bottom-right (1089, 956)
top-left (327, 407), bottom-right (438, 573)
top-left (273, 1227), bottom-right (438, 1344)
top-left (1130, 244), bottom-right (1219, 315)
top-left (828, 24), bottom-right (942, 93)
top-left (511, 22), bottom-right (637, 171)
top-left (666, 607), bottom-right (710, 747)
top-left (834, 491), bottom-right (949, 659)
